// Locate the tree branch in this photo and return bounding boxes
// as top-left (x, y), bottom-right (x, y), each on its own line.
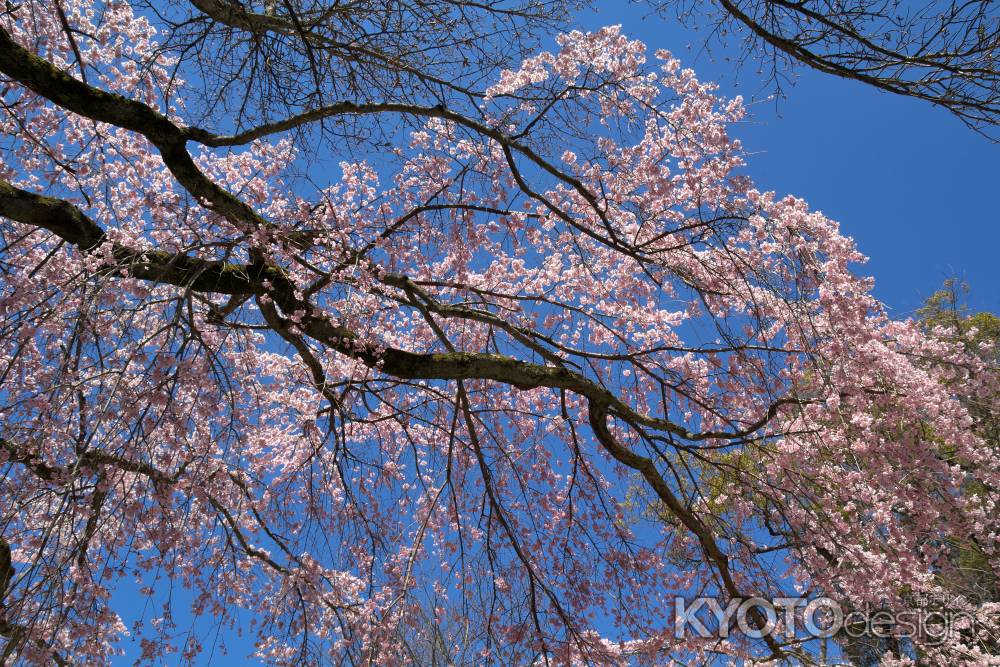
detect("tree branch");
top-left (0, 26), bottom-right (268, 230)
top-left (0, 179), bottom-right (282, 295)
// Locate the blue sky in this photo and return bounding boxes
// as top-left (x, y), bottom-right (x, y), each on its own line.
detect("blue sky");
top-left (585, 3), bottom-right (998, 318)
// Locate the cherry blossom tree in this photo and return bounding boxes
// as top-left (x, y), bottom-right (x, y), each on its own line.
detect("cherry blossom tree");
top-left (0, 1), bottom-right (997, 665)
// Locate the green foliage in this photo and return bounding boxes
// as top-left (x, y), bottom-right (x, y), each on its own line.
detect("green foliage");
top-left (916, 279), bottom-right (1000, 352)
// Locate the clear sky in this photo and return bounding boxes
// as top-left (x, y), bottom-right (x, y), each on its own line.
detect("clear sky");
top-left (585, 3), bottom-right (998, 319)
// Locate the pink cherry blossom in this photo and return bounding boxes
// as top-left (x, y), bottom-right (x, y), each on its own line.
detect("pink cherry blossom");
top-left (0, 2), bottom-right (995, 665)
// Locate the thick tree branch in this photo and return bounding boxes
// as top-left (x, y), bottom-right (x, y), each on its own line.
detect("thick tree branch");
top-left (0, 180), bottom-right (282, 294)
top-left (0, 536), bottom-right (10, 602)
top-left (0, 26), bottom-right (268, 230)
top-left (0, 179), bottom-right (794, 447)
